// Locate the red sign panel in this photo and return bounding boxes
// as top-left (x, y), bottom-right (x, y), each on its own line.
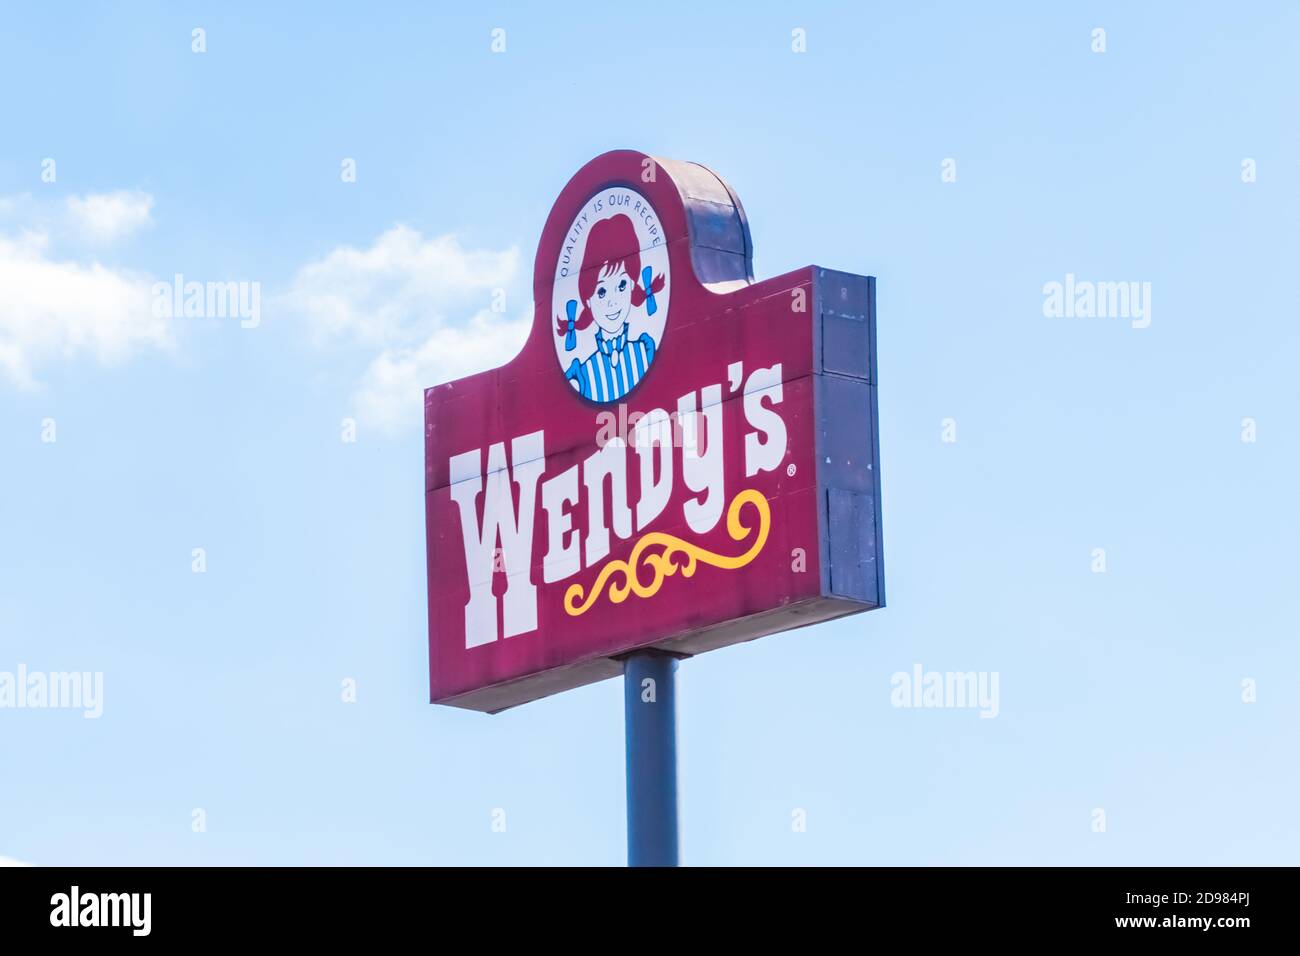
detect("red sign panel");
top-left (426, 151), bottom-right (883, 711)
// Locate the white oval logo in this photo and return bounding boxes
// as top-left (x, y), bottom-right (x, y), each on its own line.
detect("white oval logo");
top-left (551, 186), bottom-right (670, 404)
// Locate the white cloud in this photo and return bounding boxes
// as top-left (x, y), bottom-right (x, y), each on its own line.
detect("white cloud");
top-left (0, 229), bottom-right (170, 389)
top-left (0, 856), bottom-right (32, 867)
top-left (283, 226), bottom-right (527, 434)
top-left (288, 225), bottom-right (518, 347)
top-left (355, 310), bottom-right (529, 431)
top-left (65, 190), bottom-right (154, 242)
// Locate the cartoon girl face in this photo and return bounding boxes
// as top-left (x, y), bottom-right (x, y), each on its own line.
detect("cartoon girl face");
top-left (589, 263), bottom-right (634, 335)
top-left (552, 191), bottom-right (670, 404)
top-left (557, 211), bottom-right (664, 353)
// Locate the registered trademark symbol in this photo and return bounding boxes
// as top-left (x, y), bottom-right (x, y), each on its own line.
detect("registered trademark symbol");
top-left (786, 463), bottom-right (796, 477)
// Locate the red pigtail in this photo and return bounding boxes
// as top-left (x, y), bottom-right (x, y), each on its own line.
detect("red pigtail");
top-left (630, 271), bottom-right (665, 307)
top-left (555, 301), bottom-right (593, 340)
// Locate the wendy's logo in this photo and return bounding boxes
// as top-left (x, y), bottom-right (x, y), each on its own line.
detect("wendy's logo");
top-left (551, 185), bottom-right (670, 403)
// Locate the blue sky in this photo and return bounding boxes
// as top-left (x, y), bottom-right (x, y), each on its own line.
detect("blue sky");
top-left (1, 2), bottom-right (1296, 865)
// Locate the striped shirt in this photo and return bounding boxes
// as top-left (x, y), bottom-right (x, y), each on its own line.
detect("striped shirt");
top-left (565, 325), bottom-right (656, 403)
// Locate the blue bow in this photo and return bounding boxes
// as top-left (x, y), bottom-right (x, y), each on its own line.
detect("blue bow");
top-left (563, 299), bottom-right (578, 351)
top-left (642, 266), bottom-right (658, 316)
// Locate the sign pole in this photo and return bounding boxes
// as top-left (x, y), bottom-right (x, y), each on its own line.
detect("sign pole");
top-left (623, 650), bottom-right (680, 867)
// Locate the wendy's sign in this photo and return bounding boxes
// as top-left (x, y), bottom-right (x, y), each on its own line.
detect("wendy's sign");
top-left (425, 150), bottom-right (883, 712)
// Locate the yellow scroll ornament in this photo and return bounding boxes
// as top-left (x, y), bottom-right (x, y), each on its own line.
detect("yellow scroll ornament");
top-left (563, 488), bottom-right (771, 617)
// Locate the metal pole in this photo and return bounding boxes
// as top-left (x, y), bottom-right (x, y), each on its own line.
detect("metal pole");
top-left (623, 650), bottom-right (680, 867)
